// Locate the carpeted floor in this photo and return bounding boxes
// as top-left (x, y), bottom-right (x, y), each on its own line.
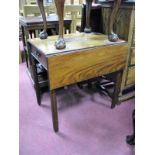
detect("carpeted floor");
top-left (19, 63), bottom-right (135, 155)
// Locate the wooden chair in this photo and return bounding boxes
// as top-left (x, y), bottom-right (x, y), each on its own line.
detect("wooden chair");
top-left (64, 4), bottom-right (83, 33)
top-left (48, 3), bottom-right (83, 33)
top-left (22, 3), bottom-right (52, 38)
top-left (22, 1), bottom-right (82, 33)
top-left (20, 0), bottom-right (37, 15)
top-left (64, 1), bottom-right (83, 33)
top-left (48, 3), bottom-right (57, 14)
top-left (23, 4), bottom-right (51, 17)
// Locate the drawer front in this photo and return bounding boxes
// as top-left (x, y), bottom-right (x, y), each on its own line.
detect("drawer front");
top-left (130, 48), bottom-right (135, 65)
top-left (126, 67), bottom-right (135, 86)
top-left (31, 46), bottom-right (47, 69)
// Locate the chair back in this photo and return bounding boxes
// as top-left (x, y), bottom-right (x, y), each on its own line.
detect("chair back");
top-left (23, 4), bottom-right (51, 17)
top-left (49, 2), bottom-right (83, 33)
top-left (64, 4), bottom-right (83, 33)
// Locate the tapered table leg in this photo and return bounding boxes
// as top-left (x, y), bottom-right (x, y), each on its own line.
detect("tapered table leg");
top-left (111, 70), bottom-right (122, 108)
top-left (31, 56), bottom-right (41, 105)
top-left (50, 90), bottom-right (59, 132)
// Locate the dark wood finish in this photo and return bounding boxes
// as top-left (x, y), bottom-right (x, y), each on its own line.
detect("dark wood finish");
top-left (37, 0), bottom-right (48, 39)
top-left (108, 0), bottom-right (122, 41)
top-left (50, 90), bottom-right (58, 132)
top-left (19, 15), bottom-right (72, 86)
top-left (80, 4), bottom-right (103, 33)
top-left (81, 1), bottom-right (135, 40)
top-left (31, 45), bottom-right (47, 69)
top-left (27, 42), bottom-right (48, 88)
top-left (100, 1), bottom-right (135, 41)
top-left (130, 48), bottom-right (135, 65)
top-left (36, 0), bottom-right (66, 49)
top-left (81, 2), bottom-right (135, 100)
top-left (111, 70), bottom-right (122, 108)
top-left (54, 0), bottom-right (66, 49)
top-left (28, 33), bottom-right (128, 132)
top-left (83, 0), bottom-right (122, 41)
top-left (95, 0), bottom-right (135, 5)
top-left (84, 0), bottom-right (93, 33)
top-left (30, 48), bottom-right (41, 105)
top-left (19, 15), bottom-right (71, 62)
top-left (100, 2), bottom-right (135, 98)
top-left (19, 15), bottom-right (71, 46)
top-left (126, 109), bottom-right (135, 145)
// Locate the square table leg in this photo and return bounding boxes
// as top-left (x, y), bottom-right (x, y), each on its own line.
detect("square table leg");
top-left (111, 70), bottom-right (123, 108)
top-left (50, 90), bottom-right (59, 132)
top-left (31, 55), bottom-right (41, 105)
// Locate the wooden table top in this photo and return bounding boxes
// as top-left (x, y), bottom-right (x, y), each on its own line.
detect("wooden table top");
top-left (19, 14), bottom-right (71, 26)
top-left (28, 33), bottom-right (126, 56)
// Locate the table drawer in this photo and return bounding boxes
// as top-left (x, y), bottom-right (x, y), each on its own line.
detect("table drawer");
top-left (31, 46), bottom-right (47, 69)
top-left (130, 48), bottom-right (135, 65)
top-left (126, 67), bottom-right (135, 86)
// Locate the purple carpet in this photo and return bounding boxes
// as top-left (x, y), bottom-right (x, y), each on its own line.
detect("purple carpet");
top-left (19, 63), bottom-right (135, 155)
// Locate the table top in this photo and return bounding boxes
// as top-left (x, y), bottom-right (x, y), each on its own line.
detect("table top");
top-left (19, 14), bottom-right (71, 26)
top-left (28, 33), bottom-right (126, 56)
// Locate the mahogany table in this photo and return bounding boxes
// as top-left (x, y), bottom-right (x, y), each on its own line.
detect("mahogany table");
top-left (28, 33), bottom-right (128, 132)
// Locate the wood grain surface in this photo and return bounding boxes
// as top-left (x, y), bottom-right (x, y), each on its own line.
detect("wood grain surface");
top-left (101, 7), bottom-right (133, 41)
top-left (28, 33), bottom-right (126, 55)
top-left (48, 43), bottom-right (128, 89)
top-left (130, 48), bottom-right (135, 65)
top-left (126, 67), bottom-right (135, 86)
